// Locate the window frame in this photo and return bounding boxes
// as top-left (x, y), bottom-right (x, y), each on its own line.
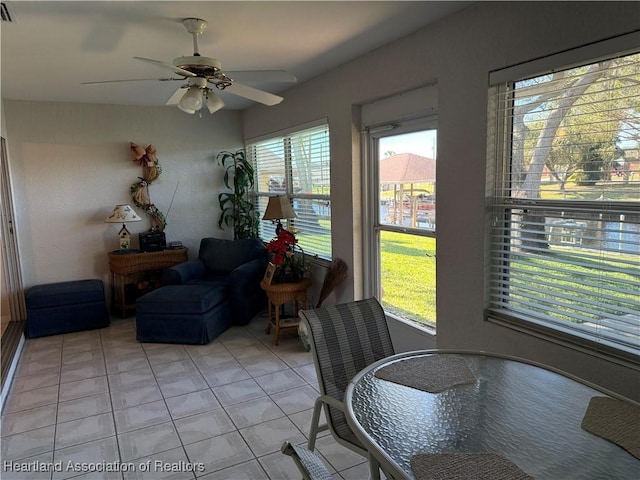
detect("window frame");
top-left (486, 35), bottom-right (640, 365)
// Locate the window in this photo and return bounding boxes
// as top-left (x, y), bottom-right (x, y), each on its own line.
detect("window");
top-left (367, 124), bottom-right (438, 329)
top-left (249, 122), bottom-right (331, 260)
top-left (487, 39), bottom-right (640, 361)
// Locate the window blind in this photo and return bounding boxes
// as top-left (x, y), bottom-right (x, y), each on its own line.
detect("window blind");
top-left (250, 123), bottom-right (332, 260)
top-left (488, 48), bottom-right (640, 360)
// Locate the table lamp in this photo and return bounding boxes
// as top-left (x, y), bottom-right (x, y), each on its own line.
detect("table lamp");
top-left (105, 204), bottom-right (142, 250)
top-left (262, 195), bottom-right (297, 235)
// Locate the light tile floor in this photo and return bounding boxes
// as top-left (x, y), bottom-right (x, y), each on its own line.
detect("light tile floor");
top-left (1, 313), bottom-right (373, 480)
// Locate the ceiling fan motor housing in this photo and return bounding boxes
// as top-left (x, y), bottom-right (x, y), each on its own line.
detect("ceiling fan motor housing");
top-left (187, 77), bottom-right (208, 88)
top-left (173, 56), bottom-right (222, 77)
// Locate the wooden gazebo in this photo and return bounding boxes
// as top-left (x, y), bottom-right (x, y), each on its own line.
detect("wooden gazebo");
top-left (379, 153), bottom-right (436, 227)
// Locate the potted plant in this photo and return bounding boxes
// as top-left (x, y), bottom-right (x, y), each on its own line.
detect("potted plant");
top-left (266, 229), bottom-right (310, 283)
top-left (217, 149), bottom-right (259, 239)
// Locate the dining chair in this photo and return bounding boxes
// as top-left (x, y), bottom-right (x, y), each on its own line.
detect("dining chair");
top-left (281, 441), bottom-right (332, 480)
top-left (299, 297), bottom-right (396, 480)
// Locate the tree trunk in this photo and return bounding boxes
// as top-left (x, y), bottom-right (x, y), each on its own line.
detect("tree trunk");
top-left (519, 62), bottom-right (609, 198)
top-left (517, 63), bottom-right (609, 251)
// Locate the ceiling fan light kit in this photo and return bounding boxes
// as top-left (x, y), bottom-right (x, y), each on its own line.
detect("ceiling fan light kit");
top-left (82, 17), bottom-right (293, 115)
top-left (177, 76), bottom-right (226, 115)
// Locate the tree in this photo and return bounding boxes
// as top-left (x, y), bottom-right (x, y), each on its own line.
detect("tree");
top-left (547, 132), bottom-right (623, 193)
top-left (509, 54), bottom-right (640, 250)
top-left (514, 62), bottom-right (611, 199)
top-left (515, 55), bottom-right (640, 198)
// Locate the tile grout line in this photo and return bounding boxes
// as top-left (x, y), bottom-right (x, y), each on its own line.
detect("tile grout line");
top-left (99, 321), bottom-right (124, 478)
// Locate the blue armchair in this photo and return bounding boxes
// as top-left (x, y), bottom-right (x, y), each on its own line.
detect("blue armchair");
top-left (163, 237), bottom-right (268, 326)
top-left (136, 238), bottom-right (267, 344)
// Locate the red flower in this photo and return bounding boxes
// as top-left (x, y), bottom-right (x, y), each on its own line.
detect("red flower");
top-left (266, 229), bottom-right (298, 266)
top-left (277, 229), bottom-right (297, 244)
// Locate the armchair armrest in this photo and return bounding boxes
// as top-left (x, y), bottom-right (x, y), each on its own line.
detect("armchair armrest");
top-left (227, 257), bottom-right (268, 325)
top-left (229, 258), bottom-right (268, 287)
top-left (162, 259), bottom-right (206, 285)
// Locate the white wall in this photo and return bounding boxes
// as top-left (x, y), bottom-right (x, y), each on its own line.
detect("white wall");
top-left (4, 101), bottom-right (243, 292)
top-left (242, 2), bottom-right (640, 399)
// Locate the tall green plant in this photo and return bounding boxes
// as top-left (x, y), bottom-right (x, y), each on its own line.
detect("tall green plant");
top-left (217, 149), bottom-right (259, 239)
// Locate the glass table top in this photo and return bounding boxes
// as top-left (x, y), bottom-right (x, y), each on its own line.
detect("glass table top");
top-left (346, 351), bottom-right (639, 480)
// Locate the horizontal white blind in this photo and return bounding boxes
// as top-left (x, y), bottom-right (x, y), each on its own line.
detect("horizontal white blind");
top-left (249, 124), bottom-right (331, 260)
top-left (488, 49), bottom-right (640, 359)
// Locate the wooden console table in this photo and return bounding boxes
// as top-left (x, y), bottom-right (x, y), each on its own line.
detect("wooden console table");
top-left (108, 248), bottom-right (188, 318)
top-left (260, 278), bottom-right (311, 345)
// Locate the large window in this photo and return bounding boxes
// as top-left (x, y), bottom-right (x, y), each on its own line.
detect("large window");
top-left (488, 40), bottom-right (640, 360)
top-left (367, 123), bottom-right (438, 329)
top-left (249, 122), bottom-right (331, 260)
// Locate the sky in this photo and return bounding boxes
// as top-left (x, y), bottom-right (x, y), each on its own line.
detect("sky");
top-left (379, 130), bottom-right (437, 160)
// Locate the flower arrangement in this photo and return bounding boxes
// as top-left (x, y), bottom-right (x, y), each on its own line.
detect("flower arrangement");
top-left (266, 229), bottom-right (309, 283)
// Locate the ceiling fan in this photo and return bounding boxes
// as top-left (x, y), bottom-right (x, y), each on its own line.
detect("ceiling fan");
top-left (82, 18), bottom-right (297, 114)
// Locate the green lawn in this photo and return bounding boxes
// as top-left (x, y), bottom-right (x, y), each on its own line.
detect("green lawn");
top-left (539, 182), bottom-right (640, 201)
top-left (297, 228), bottom-right (437, 326)
top-left (378, 231), bottom-right (638, 330)
top-left (297, 177), bottom-right (638, 332)
top-left (507, 246), bottom-right (639, 323)
top-left (380, 231), bottom-right (436, 327)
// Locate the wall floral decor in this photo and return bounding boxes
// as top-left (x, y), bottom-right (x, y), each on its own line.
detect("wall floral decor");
top-left (129, 142), bottom-right (166, 231)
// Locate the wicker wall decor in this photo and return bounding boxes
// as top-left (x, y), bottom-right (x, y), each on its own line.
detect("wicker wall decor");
top-left (129, 142), bottom-right (166, 231)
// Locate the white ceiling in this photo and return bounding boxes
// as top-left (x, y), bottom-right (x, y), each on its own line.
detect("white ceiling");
top-left (1, 1), bottom-right (470, 110)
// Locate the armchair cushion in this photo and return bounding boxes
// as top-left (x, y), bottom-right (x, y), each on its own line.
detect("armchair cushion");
top-left (137, 283), bottom-right (227, 315)
top-left (199, 238), bottom-right (266, 274)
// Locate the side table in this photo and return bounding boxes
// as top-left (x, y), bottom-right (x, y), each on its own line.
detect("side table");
top-left (260, 278), bottom-right (311, 346)
top-left (108, 248), bottom-right (188, 318)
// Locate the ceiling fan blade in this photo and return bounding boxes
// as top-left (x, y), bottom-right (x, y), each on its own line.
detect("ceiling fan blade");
top-left (134, 57), bottom-right (196, 78)
top-left (82, 78), bottom-right (182, 85)
top-left (222, 82), bottom-right (283, 106)
top-left (225, 70), bottom-right (297, 84)
top-left (165, 86), bottom-right (188, 105)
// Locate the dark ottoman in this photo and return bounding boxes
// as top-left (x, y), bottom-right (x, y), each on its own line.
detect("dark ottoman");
top-left (136, 284), bottom-right (231, 344)
top-left (26, 279), bottom-right (109, 338)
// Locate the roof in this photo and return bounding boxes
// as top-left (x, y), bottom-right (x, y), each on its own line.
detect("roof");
top-left (379, 153), bottom-right (436, 184)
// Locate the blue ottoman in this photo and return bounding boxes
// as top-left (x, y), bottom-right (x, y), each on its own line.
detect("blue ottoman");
top-left (136, 284), bottom-right (231, 345)
top-left (26, 279), bottom-right (109, 338)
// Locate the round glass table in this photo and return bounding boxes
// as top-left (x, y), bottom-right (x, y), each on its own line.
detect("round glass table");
top-left (345, 350), bottom-right (639, 480)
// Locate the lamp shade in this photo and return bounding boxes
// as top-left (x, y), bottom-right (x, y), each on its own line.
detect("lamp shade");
top-left (262, 195), bottom-right (297, 221)
top-left (178, 86), bottom-right (203, 113)
top-left (177, 104), bottom-right (196, 115)
top-left (105, 204), bottom-right (142, 223)
top-left (206, 91), bottom-right (225, 114)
